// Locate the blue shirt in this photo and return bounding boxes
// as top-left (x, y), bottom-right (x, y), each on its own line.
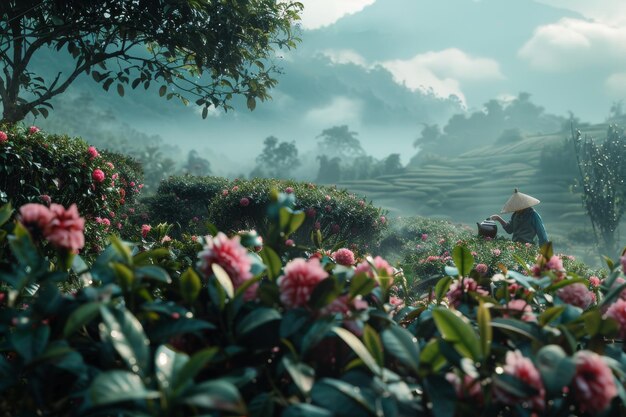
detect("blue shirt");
top-left (502, 208), bottom-right (548, 246)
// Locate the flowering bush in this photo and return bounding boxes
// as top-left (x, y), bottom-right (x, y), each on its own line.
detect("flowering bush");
top-left (0, 192), bottom-right (625, 417)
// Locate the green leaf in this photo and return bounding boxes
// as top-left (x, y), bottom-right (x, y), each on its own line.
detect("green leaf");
top-left (452, 246), bottom-right (474, 277)
top-left (236, 307), bottom-right (281, 338)
top-left (0, 202), bottom-right (13, 226)
top-left (308, 277), bottom-right (342, 309)
top-left (434, 276), bottom-right (452, 302)
top-left (332, 327), bottom-right (381, 376)
top-left (381, 325), bottom-right (420, 373)
top-left (362, 325), bottom-right (384, 367)
top-left (535, 345), bottom-right (575, 396)
top-left (180, 267), bottom-right (202, 304)
top-left (112, 262), bottom-right (134, 290)
top-left (117, 84), bottom-right (125, 97)
top-left (259, 246), bottom-right (282, 281)
top-left (11, 325), bottom-right (50, 363)
top-left (311, 378), bottom-right (376, 417)
top-left (248, 392), bottom-right (275, 417)
top-left (477, 301), bottom-right (492, 358)
top-left (288, 211), bottom-right (305, 236)
top-left (539, 241), bottom-right (554, 259)
top-left (135, 265), bottom-right (171, 284)
top-left (490, 318), bottom-right (542, 342)
top-left (159, 85), bottom-right (167, 97)
top-left (183, 380), bottom-right (246, 414)
top-left (539, 306), bottom-right (566, 326)
top-left (601, 281), bottom-right (626, 307)
top-left (154, 345), bottom-right (188, 394)
top-left (64, 302), bottom-right (102, 337)
top-left (90, 370), bottom-right (159, 406)
top-left (247, 96), bottom-right (256, 110)
top-left (147, 318), bottom-right (215, 342)
top-left (419, 340), bottom-right (447, 372)
top-left (282, 355), bottom-right (315, 395)
top-left (212, 263), bottom-right (234, 299)
top-left (109, 235), bottom-right (133, 264)
top-left (173, 347), bottom-right (218, 393)
top-left (8, 223), bottom-right (40, 267)
top-left (506, 270), bottom-right (535, 290)
top-left (432, 307), bottom-right (481, 361)
top-left (349, 273), bottom-right (377, 299)
top-left (424, 375), bottom-right (456, 417)
top-left (283, 403), bottom-right (333, 417)
top-left (99, 306), bottom-right (150, 376)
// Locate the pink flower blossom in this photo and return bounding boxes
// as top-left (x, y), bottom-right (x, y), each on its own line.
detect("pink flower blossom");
top-left (39, 194), bottom-right (51, 206)
top-left (87, 146), bottom-right (99, 159)
top-left (446, 278), bottom-right (489, 308)
top-left (492, 249), bottom-right (501, 256)
top-left (325, 195), bottom-right (331, 201)
top-left (493, 350), bottom-right (545, 411)
top-left (197, 232), bottom-right (254, 297)
top-left (504, 299), bottom-right (536, 322)
top-left (141, 224), bottom-right (151, 238)
top-left (19, 203), bottom-right (54, 235)
top-left (557, 283), bottom-right (594, 309)
top-left (421, 233), bottom-right (428, 241)
top-left (475, 263), bottom-right (488, 275)
top-left (380, 216), bottom-right (386, 224)
top-left (354, 256), bottom-right (394, 279)
top-left (389, 295), bottom-right (404, 309)
top-left (604, 298), bottom-right (626, 339)
top-left (285, 239), bottom-right (295, 247)
top-left (240, 197), bottom-right (250, 207)
top-left (106, 162), bottom-right (114, 169)
top-left (358, 200), bottom-right (365, 207)
top-left (28, 126), bottom-right (40, 134)
top-left (161, 235), bottom-right (172, 244)
top-left (446, 372), bottom-right (482, 403)
top-left (332, 248), bottom-right (355, 266)
top-left (45, 204), bottom-right (85, 252)
top-left (111, 173), bottom-right (119, 180)
top-left (222, 189), bottom-right (229, 196)
top-left (285, 187), bottom-right (294, 194)
top-left (331, 224), bottom-right (340, 234)
top-left (232, 185), bottom-right (239, 192)
top-left (278, 258), bottom-right (328, 308)
top-left (324, 205), bottom-right (332, 212)
top-left (572, 351), bottom-right (617, 414)
top-left (0, 131), bottom-right (7, 143)
top-left (546, 255), bottom-right (564, 271)
top-left (438, 238), bottom-right (445, 245)
top-left (305, 208), bottom-right (316, 218)
top-left (99, 218), bottom-right (111, 227)
top-left (116, 222), bottom-right (122, 230)
top-left (92, 169), bottom-right (105, 183)
top-left (589, 276), bottom-right (601, 287)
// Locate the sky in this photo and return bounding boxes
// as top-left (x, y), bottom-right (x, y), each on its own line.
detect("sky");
top-left (36, 0), bottom-right (626, 175)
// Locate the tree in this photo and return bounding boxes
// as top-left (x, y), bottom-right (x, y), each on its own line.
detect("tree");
top-left (0, 0), bottom-right (303, 123)
top-left (316, 155), bottom-right (341, 184)
top-left (572, 125), bottom-right (626, 256)
top-left (317, 125), bottom-right (365, 161)
top-left (254, 135), bottom-right (299, 178)
top-left (184, 150), bottom-right (211, 177)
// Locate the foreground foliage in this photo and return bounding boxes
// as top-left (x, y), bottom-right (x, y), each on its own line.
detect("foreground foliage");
top-left (0, 193), bottom-right (625, 416)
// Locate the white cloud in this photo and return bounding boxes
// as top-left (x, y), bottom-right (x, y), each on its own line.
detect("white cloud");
top-left (298, 0), bottom-right (376, 30)
top-left (519, 18), bottom-right (626, 71)
top-left (535, 0), bottom-right (626, 26)
top-left (305, 96), bottom-right (363, 126)
top-left (605, 72), bottom-right (626, 97)
top-left (320, 49), bottom-right (368, 67)
top-left (379, 48), bottom-right (504, 105)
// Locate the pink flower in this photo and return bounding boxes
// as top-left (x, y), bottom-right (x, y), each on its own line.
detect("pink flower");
top-left (325, 195), bottom-right (331, 201)
top-left (589, 276), bottom-right (601, 287)
top-left (546, 255), bottom-right (563, 271)
top-left (232, 185), bottom-right (239, 192)
top-left (285, 239), bottom-right (295, 247)
top-left (239, 197), bottom-right (250, 207)
top-left (438, 238), bottom-right (445, 245)
top-left (493, 350), bottom-right (545, 411)
top-left (0, 131), bottom-right (7, 142)
top-left (354, 256), bottom-right (394, 279)
top-left (332, 248), bottom-right (355, 266)
top-left (99, 218), bottom-right (111, 227)
top-left (197, 232), bottom-right (253, 293)
top-left (572, 351), bottom-right (617, 414)
top-left (324, 205), bottom-right (332, 213)
top-left (389, 295), bottom-right (405, 309)
top-left (44, 204), bottom-right (85, 252)
top-left (331, 224), bottom-right (340, 234)
top-left (421, 233), bottom-right (428, 241)
top-left (604, 298), bottom-right (626, 339)
top-left (285, 187), bottom-right (294, 194)
top-left (87, 146), bottom-right (99, 159)
top-left (116, 222), bottom-right (122, 230)
top-left (492, 249), bottom-right (501, 256)
top-left (475, 263), bottom-right (488, 275)
top-left (557, 283), bottom-right (594, 309)
top-left (19, 203), bottom-right (54, 235)
top-left (106, 162), bottom-right (114, 169)
top-left (314, 221), bottom-right (321, 230)
top-left (161, 235), bottom-right (172, 244)
top-left (446, 372), bottom-right (482, 403)
top-left (141, 224), bottom-right (151, 238)
top-left (39, 194), bottom-right (51, 206)
top-left (111, 173), bottom-right (119, 180)
top-left (28, 126), bottom-right (40, 134)
top-left (92, 169), bottom-right (105, 183)
top-left (278, 258), bottom-right (328, 308)
top-left (319, 294), bottom-right (352, 316)
top-left (608, 277), bottom-right (626, 300)
top-left (358, 200), bottom-right (365, 207)
top-left (380, 216), bottom-right (386, 224)
top-left (446, 278), bottom-right (489, 308)
top-left (222, 189), bottom-right (229, 196)
top-left (504, 299), bottom-right (536, 322)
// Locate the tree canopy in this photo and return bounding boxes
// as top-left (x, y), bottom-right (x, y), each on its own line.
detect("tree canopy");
top-left (0, 0), bottom-right (303, 123)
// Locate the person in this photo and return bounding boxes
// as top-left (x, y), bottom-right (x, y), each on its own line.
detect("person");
top-left (489, 188), bottom-right (548, 246)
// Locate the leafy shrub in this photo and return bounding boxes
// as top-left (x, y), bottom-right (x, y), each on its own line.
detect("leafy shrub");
top-left (0, 197), bottom-right (625, 417)
top-left (0, 124), bottom-right (144, 255)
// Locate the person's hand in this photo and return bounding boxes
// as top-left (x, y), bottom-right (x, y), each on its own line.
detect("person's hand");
top-left (490, 215), bottom-right (503, 222)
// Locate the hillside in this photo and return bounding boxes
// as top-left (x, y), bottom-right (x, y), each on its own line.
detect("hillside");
top-left (338, 123), bottom-right (624, 262)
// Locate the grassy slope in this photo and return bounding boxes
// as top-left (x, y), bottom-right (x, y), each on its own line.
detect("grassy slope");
top-left (338, 124), bottom-right (624, 263)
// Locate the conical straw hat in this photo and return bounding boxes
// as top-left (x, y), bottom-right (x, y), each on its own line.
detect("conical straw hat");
top-left (501, 188), bottom-right (540, 214)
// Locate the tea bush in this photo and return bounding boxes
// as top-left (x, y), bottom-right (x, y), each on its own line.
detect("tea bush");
top-left (0, 197), bottom-right (625, 417)
top-left (0, 124), bottom-right (144, 256)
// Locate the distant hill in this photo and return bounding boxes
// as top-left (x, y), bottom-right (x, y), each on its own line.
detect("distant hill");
top-left (338, 123), bottom-right (625, 263)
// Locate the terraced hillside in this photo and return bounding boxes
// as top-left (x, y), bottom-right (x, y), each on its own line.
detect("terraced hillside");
top-left (338, 124), bottom-right (625, 262)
